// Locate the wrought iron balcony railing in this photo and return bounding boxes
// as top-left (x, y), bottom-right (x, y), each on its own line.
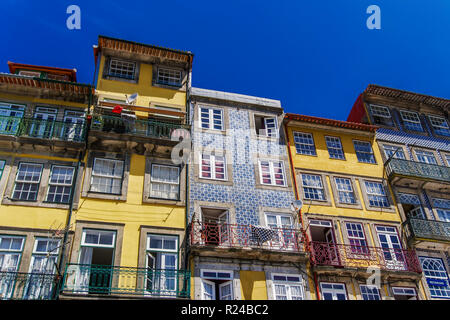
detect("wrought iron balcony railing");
top-left (0, 115), bottom-right (86, 142)
top-left (404, 218), bottom-right (450, 243)
top-left (310, 241), bottom-right (422, 273)
top-left (60, 264), bottom-right (190, 298)
top-left (189, 220), bottom-right (306, 253)
top-left (0, 271), bottom-right (58, 300)
top-left (90, 114), bottom-right (187, 140)
top-left (385, 158), bottom-right (450, 184)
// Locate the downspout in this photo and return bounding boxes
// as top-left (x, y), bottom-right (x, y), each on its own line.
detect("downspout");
top-left (184, 55), bottom-right (192, 273)
top-left (314, 271), bottom-right (321, 300)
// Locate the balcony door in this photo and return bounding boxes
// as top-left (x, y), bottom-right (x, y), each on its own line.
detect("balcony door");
top-left (375, 226), bottom-right (405, 271)
top-left (30, 107), bottom-right (57, 138)
top-left (72, 229), bottom-right (115, 295)
top-left (0, 104), bottom-right (24, 135)
top-left (309, 220), bottom-right (339, 265)
top-left (200, 208), bottom-right (230, 246)
top-left (62, 110), bottom-right (85, 141)
top-left (0, 236), bottom-right (24, 300)
top-left (200, 270), bottom-right (233, 300)
top-left (265, 213), bottom-right (295, 250)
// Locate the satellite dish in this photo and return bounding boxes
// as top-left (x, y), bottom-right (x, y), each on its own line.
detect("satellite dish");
top-left (126, 93), bottom-right (138, 105)
top-left (290, 200), bottom-right (303, 212)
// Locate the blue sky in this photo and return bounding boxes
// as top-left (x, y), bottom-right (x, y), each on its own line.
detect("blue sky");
top-left (1, 0), bottom-right (449, 120)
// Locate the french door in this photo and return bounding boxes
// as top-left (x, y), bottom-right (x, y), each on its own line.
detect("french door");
top-left (23, 255), bottom-right (57, 300)
top-left (146, 252), bottom-right (177, 295)
top-left (0, 108), bottom-right (23, 135)
top-left (30, 109), bottom-right (57, 138)
top-left (62, 111), bottom-right (85, 141)
top-left (265, 213), bottom-right (294, 249)
top-left (376, 226), bottom-right (405, 270)
top-left (0, 253), bottom-right (20, 299)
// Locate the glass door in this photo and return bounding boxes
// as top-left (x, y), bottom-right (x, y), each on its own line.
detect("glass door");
top-left (376, 226), bottom-right (405, 270)
top-left (218, 211), bottom-right (230, 246)
top-left (30, 108), bottom-right (57, 138)
top-left (265, 213), bottom-right (294, 250)
top-left (0, 105), bottom-right (24, 135)
top-left (219, 281), bottom-right (233, 300)
top-left (62, 111), bottom-right (85, 141)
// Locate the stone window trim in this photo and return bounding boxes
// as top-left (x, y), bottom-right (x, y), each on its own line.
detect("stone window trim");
top-left (425, 113), bottom-right (450, 138)
top-left (441, 151), bottom-right (450, 167)
top-left (358, 177), bottom-right (396, 213)
top-left (410, 147), bottom-right (442, 166)
top-left (364, 102), bottom-right (399, 131)
top-left (102, 56), bottom-right (140, 84)
top-left (264, 267), bottom-right (311, 300)
top-left (143, 157), bottom-right (186, 206)
top-left (151, 64), bottom-right (187, 91)
top-left (305, 214), bottom-right (342, 243)
top-left (0, 227), bottom-right (65, 274)
top-left (378, 142), bottom-right (410, 163)
top-left (193, 148), bottom-right (234, 186)
top-left (253, 154), bottom-right (292, 191)
top-left (368, 223), bottom-right (405, 249)
top-left (68, 220), bottom-right (124, 267)
top-left (338, 219), bottom-right (374, 248)
top-left (396, 109), bottom-right (430, 137)
top-left (194, 102), bottom-right (230, 135)
top-left (257, 206), bottom-right (301, 229)
top-left (295, 170), bottom-right (332, 207)
top-left (81, 151), bottom-right (130, 201)
top-left (137, 225), bottom-right (185, 270)
top-left (248, 110), bottom-right (285, 142)
top-left (328, 174), bottom-right (363, 210)
top-left (352, 139), bottom-right (378, 165)
top-left (192, 200), bottom-right (237, 225)
top-left (423, 189), bottom-right (450, 221)
top-left (393, 186), bottom-right (431, 221)
top-left (1, 157), bottom-right (83, 209)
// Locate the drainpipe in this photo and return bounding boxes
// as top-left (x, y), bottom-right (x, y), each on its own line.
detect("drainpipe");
top-left (313, 271), bottom-right (321, 300)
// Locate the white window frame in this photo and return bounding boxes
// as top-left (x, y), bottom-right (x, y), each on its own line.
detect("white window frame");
top-left (370, 104), bottom-right (391, 118)
top-left (12, 162), bottom-right (43, 201)
top-left (414, 150), bottom-right (437, 165)
top-left (335, 177), bottom-right (356, 204)
top-left (428, 115), bottom-right (450, 136)
top-left (263, 117), bottom-right (278, 138)
top-left (149, 164), bottom-right (180, 200)
top-left (320, 282), bottom-right (348, 300)
top-left (18, 70), bottom-right (41, 77)
top-left (400, 110), bottom-right (423, 131)
top-left (419, 257), bottom-right (450, 299)
top-left (293, 131), bottom-right (316, 156)
top-left (81, 229), bottom-right (116, 248)
top-left (45, 165), bottom-right (75, 203)
top-left (258, 160), bottom-right (286, 186)
top-left (156, 67), bottom-right (182, 86)
top-left (147, 234), bottom-right (178, 253)
top-left (32, 238), bottom-right (60, 256)
top-left (325, 136), bottom-right (345, 160)
top-left (360, 284), bottom-right (381, 300)
top-left (383, 145), bottom-right (406, 160)
top-left (301, 174), bottom-right (325, 200)
top-left (200, 269), bottom-right (233, 280)
top-left (90, 158), bottom-right (124, 195)
top-left (108, 58), bottom-right (136, 80)
top-left (392, 286), bottom-right (417, 299)
top-left (199, 106), bottom-right (224, 131)
top-left (364, 180), bottom-right (389, 207)
top-left (272, 273), bottom-right (305, 300)
top-left (199, 154), bottom-right (227, 181)
top-left (353, 140), bottom-right (376, 164)
top-left (0, 235), bottom-right (25, 253)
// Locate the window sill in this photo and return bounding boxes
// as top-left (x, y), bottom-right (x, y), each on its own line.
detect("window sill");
top-left (81, 191), bottom-right (127, 201)
top-left (152, 82), bottom-right (184, 91)
top-left (103, 75), bottom-right (138, 84)
top-left (1, 197), bottom-right (71, 209)
top-left (143, 197), bottom-right (185, 206)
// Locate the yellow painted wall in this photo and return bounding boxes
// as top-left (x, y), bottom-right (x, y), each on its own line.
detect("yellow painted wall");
top-left (240, 271), bottom-right (268, 300)
top-left (286, 125), bottom-right (401, 223)
top-left (72, 153), bottom-right (185, 268)
top-left (96, 56), bottom-right (186, 112)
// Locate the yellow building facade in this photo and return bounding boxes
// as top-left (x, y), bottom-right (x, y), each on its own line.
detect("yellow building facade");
top-left (284, 113), bottom-right (425, 300)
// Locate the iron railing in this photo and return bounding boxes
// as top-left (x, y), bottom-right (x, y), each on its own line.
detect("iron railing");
top-left (0, 271), bottom-right (58, 300)
top-left (310, 242), bottom-right (422, 273)
top-left (90, 114), bottom-right (186, 140)
top-left (0, 115), bottom-right (86, 142)
top-left (385, 158), bottom-right (450, 183)
top-left (403, 218), bottom-right (450, 243)
top-left (189, 220), bottom-right (306, 253)
top-left (60, 264), bottom-right (190, 298)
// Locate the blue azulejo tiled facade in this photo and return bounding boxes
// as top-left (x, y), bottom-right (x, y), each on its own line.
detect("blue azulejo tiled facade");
top-left (188, 87), bottom-right (296, 225)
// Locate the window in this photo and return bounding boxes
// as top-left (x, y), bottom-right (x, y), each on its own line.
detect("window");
top-left (364, 181), bottom-right (389, 207)
top-left (200, 154), bottom-right (227, 180)
top-left (334, 177), bottom-right (356, 204)
top-left (12, 163), bottom-right (43, 201)
top-left (90, 158), bottom-right (124, 194)
top-left (293, 132), bottom-right (316, 155)
top-left (445, 154), bottom-right (450, 167)
top-left (345, 222), bottom-right (368, 254)
top-left (265, 213), bottom-right (295, 248)
top-left (419, 257), bottom-right (450, 299)
top-left (82, 229), bottom-right (116, 247)
top-left (201, 270), bottom-right (233, 300)
top-left (24, 238), bottom-right (60, 300)
top-left (0, 103), bottom-right (24, 135)
top-left (45, 166), bottom-right (75, 204)
top-left (369, 104), bottom-right (393, 126)
top-left (400, 110), bottom-right (423, 131)
top-left (0, 235), bottom-right (25, 299)
top-left (383, 145), bottom-right (406, 160)
top-left (18, 70), bottom-right (41, 77)
top-left (150, 164), bottom-right (180, 200)
top-left (428, 115), bottom-right (450, 137)
top-left (272, 274), bottom-right (304, 300)
top-left (320, 282), bottom-right (347, 300)
top-left (254, 115), bottom-right (278, 138)
top-left (156, 67), bottom-right (182, 86)
top-left (353, 140), bottom-right (376, 163)
top-left (325, 136), bottom-right (345, 160)
top-left (415, 150), bottom-right (437, 165)
top-left (0, 160), bottom-right (5, 180)
top-left (199, 107), bottom-right (224, 131)
top-left (360, 285), bottom-right (381, 300)
top-left (259, 160), bottom-right (286, 186)
top-left (392, 287), bottom-right (417, 300)
top-left (301, 174), bottom-right (325, 200)
top-left (146, 235), bottom-right (178, 295)
top-left (432, 198), bottom-right (450, 222)
top-left (108, 59), bottom-right (136, 80)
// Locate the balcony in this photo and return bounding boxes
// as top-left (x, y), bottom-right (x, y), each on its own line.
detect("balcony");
top-left (188, 220), bottom-right (306, 261)
top-left (310, 242), bottom-right (422, 274)
top-left (59, 264), bottom-right (190, 299)
top-left (0, 115), bottom-right (86, 144)
top-left (90, 114), bottom-right (187, 141)
top-left (0, 271), bottom-right (58, 300)
top-left (385, 158), bottom-right (450, 187)
top-left (403, 218), bottom-right (450, 244)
